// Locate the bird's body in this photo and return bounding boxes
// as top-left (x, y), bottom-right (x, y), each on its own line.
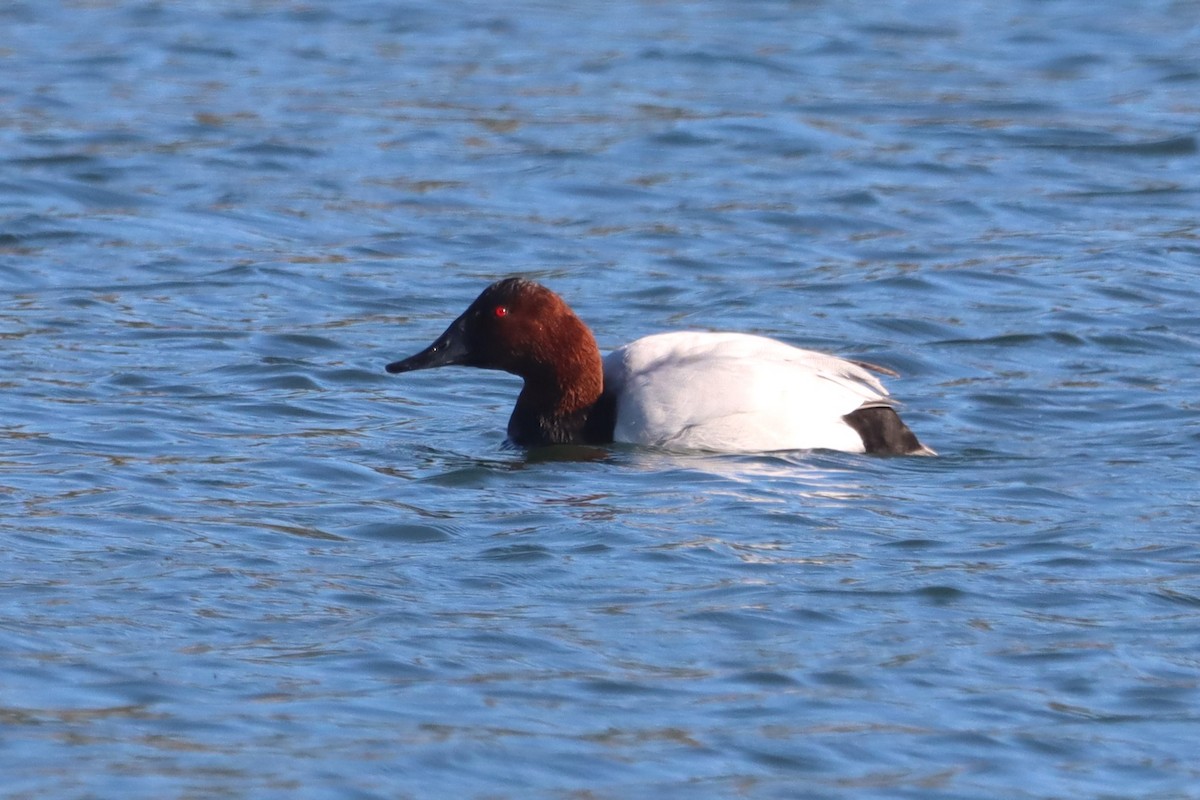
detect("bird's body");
top-left (386, 278), bottom-right (934, 456)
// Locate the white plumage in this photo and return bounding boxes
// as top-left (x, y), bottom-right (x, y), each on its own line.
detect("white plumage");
top-left (604, 332), bottom-right (892, 453)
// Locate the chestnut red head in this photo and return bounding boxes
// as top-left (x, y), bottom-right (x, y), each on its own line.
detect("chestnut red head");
top-left (385, 277), bottom-right (591, 379)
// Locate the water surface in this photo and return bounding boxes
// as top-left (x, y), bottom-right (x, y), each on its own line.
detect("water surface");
top-left (2, 1), bottom-right (1199, 798)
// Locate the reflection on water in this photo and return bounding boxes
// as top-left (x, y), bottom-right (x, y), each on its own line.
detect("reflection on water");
top-left (3, 0), bottom-right (1199, 797)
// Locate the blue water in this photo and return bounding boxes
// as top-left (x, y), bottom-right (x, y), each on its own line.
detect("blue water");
top-left (3, 1), bottom-right (1199, 797)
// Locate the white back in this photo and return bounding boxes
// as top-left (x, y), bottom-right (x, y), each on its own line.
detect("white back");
top-left (603, 332), bottom-right (892, 453)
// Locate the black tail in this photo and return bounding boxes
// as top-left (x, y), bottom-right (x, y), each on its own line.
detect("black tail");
top-left (842, 404), bottom-right (935, 456)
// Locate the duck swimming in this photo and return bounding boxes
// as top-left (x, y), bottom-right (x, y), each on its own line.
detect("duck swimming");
top-left (385, 277), bottom-right (934, 455)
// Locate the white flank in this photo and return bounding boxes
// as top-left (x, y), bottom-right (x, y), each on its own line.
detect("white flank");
top-left (603, 332), bottom-right (892, 453)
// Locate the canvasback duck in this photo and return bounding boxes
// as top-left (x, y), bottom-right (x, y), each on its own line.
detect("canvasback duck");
top-left (386, 278), bottom-right (934, 455)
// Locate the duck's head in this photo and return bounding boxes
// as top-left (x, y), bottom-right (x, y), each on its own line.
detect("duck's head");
top-left (386, 277), bottom-right (599, 382)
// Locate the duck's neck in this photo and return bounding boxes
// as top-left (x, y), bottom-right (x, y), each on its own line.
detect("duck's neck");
top-left (506, 324), bottom-right (610, 446)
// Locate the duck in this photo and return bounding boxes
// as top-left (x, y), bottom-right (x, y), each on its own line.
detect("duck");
top-left (385, 277), bottom-right (935, 455)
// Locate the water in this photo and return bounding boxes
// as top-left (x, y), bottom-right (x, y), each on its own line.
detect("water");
top-left (2, 1), bottom-right (1199, 797)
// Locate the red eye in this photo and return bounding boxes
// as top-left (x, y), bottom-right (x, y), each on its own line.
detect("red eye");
top-left (494, 306), bottom-right (509, 318)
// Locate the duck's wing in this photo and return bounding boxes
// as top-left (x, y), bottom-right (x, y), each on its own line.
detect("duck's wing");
top-left (603, 332), bottom-right (894, 453)
top-left (847, 359), bottom-right (900, 378)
